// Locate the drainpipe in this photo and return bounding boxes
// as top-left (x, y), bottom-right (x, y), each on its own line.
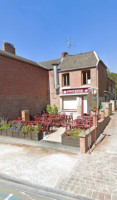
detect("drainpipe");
top-left (52, 63), bottom-right (59, 89)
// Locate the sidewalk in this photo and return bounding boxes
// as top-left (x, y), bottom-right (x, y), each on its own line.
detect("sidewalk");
top-left (0, 112), bottom-right (117, 200)
top-left (57, 112), bottom-right (117, 200)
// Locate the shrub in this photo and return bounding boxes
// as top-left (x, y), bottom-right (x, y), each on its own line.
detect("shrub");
top-left (46, 104), bottom-right (52, 114)
top-left (22, 124), bottom-right (41, 134)
top-left (21, 125), bottom-right (33, 134)
top-left (0, 121), bottom-right (11, 130)
top-left (33, 124), bottom-right (40, 133)
top-left (63, 128), bottom-right (84, 138)
top-left (46, 104), bottom-right (58, 115)
top-left (10, 122), bottom-right (23, 131)
top-left (52, 105), bottom-right (58, 115)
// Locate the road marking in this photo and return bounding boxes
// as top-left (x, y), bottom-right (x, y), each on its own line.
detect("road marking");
top-left (4, 194), bottom-right (13, 200)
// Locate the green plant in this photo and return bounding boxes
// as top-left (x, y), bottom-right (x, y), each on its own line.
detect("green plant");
top-left (46, 104), bottom-right (52, 114)
top-left (52, 105), bottom-right (58, 115)
top-left (0, 121), bottom-right (11, 130)
top-left (46, 104), bottom-right (58, 115)
top-left (67, 128), bottom-right (84, 137)
top-left (21, 125), bottom-right (32, 134)
top-left (16, 123), bottom-right (23, 131)
top-left (34, 124), bottom-right (40, 133)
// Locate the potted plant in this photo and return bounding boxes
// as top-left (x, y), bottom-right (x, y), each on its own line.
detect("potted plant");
top-left (21, 124), bottom-right (43, 141)
top-left (32, 124), bottom-right (43, 141)
top-left (0, 121), bottom-right (12, 136)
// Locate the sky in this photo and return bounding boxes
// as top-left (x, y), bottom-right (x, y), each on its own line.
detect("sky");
top-left (0, 0), bottom-right (117, 72)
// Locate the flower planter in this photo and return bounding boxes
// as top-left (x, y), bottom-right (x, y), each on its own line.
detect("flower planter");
top-left (0, 129), bottom-right (2, 135)
top-left (0, 129), bottom-right (43, 141)
top-left (1, 129), bottom-right (7, 136)
top-left (19, 132), bottom-right (25, 139)
top-left (24, 132), bottom-right (32, 140)
top-left (62, 135), bottom-right (80, 147)
top-left (32, 131), bottom-right (43, 141)
top-left (12, 130), bottom-right (19, 138)
top-left (7, 129), bottom-right (13, 137)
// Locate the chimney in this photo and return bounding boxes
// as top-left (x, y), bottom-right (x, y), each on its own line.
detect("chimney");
top-left (3, 41), bottom-right (15, 55)
top-left (61, 52), bottom-right (68, 58)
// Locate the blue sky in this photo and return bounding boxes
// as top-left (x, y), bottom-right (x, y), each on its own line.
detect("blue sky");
top-left (0, 0), bottom-right (117, 72)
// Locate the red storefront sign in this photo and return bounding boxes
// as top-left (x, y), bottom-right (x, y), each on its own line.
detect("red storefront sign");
top-left (62, 88), bottom-right (90, 94)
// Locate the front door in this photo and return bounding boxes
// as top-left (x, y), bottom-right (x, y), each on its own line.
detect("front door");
top-left (82, 96), bottom-right (87, 116)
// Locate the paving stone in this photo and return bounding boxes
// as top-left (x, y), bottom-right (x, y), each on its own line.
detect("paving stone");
top-left (86, 189), bottom-right (93, 198)
top-left (74, 186), bottom-right (82, 195)
top-left (0, 112), bottom-right (117, 200)
top-left (104, 193), bottom-right (111, 200)
top-left (112, 195), bottom-right (117, 200)
top-left (79, 187), bottom-right (87, 196)
top-left (92, 191), bottom-right (99, 199)
top-left (98, 192), bottom-right (105, 200)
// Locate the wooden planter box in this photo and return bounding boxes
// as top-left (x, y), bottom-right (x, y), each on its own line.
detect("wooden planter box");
top-left (24, 132), bottom-right (32, 140)
top-left (7, 129), bottom-right (13, 137)
top-left (32, 131), bottom-right (43, 141)
top-left (19, 132), bottom-right (25, 139)
top-left (62, 135), bottom-right (80, 147)
top-left (1, 129), bottom-right (7, 136)
top-left (12, 130), bottom-right (19, 138)
top-left (0, 129), bottom-right (43, 141)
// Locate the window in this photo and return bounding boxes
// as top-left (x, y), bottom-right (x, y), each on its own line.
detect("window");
top-left (62, 73), bottom-right (69, 86)
top-left (82, 70), bottom-right (91, 85)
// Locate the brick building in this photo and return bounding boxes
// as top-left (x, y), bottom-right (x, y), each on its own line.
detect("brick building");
top-left (0, 42), bottom-right (49, 119)
top-left (0, 41), bottom-right (115, 119)
top-left (39, 51), bottom-right (116, 118)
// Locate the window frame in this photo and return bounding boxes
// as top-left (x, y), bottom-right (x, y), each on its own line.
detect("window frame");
top-left (62, 73), bottom-right (70, 87)
top-left (82, 70), bottom-right (91, 85)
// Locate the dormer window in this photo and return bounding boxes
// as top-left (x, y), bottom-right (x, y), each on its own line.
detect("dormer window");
top-left (82, 70), bottom-right (91, 85)
top-left (62, 73), bottom-right (69, 86)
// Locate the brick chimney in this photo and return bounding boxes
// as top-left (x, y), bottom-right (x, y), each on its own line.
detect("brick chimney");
top-left (3, 41), bottom-right (15, 55)
top-left (61, 52), bottom-right (68, 58)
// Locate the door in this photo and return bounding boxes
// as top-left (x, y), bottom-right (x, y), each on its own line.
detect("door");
top-left (82, 96), bottom-right (88, 116)
top-left (63, 97), bottom-right (77, 110)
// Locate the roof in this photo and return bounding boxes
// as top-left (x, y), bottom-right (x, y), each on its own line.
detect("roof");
top-left (39, 58), bottom-right (61, 70)
top-left (108, 77), bottom-right (115, 84)
top-left (0, 50), bottom-right (46, 70)
top-left (58, 51), bottom-right (99, 72)
top-left (39, 51), bottom-right (100, 72)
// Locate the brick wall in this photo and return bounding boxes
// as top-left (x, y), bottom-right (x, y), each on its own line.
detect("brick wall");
top-left (0, 54), bottom-right (49, 119)
top-left (80, 116), bottom-right (110, 153)
top-left (98, 61), bottom-right (108, 97)
top-left (49, 67), bottom-right (98, 109)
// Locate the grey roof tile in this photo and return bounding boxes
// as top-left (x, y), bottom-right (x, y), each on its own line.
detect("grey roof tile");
top-left (58, 51), bottom-right (98, 72)
top-left (39, 58), bottom-right (61, 70)
top-left (39, 51), bottom-right (99, 72)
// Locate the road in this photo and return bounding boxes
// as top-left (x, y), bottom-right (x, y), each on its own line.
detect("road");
top-left (0, 178), bottom-right (78, 200)
top-left (0, 179), bottom-right (53, 200)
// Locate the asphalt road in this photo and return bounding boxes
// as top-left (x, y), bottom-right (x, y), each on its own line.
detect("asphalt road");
top-left (0, 178), bottom-right (78, 200)
top-left (0, 185), bottom-right (53, 200)
top-left (0, 179), bottom-right (53, 200)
